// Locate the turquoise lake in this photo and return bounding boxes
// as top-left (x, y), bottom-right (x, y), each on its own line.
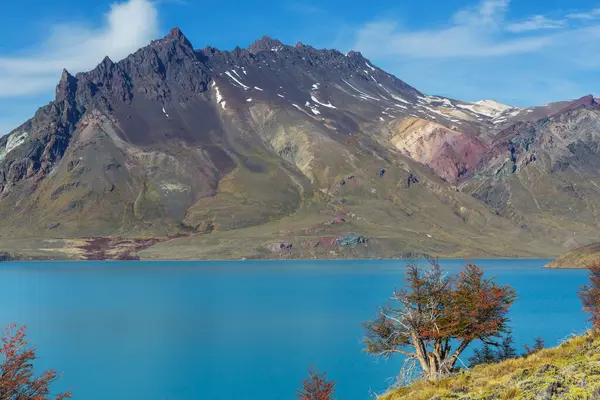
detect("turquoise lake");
top-left (0, 259), bottom-right (591, 399)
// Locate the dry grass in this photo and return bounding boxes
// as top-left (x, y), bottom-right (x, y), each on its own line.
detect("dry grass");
top-left (545, 243), bottom-right (600, 269)
top-left (381, 331), bottom-right (600, 399)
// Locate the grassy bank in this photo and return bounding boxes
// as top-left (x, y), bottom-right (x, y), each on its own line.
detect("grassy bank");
top-left (545, 243), bottom-right (600, 269)
top-left (382, 331), bottom-right (600, 400)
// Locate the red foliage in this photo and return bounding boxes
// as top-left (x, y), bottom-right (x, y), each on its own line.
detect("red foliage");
top-left (447, 263), bottom-right (517, 341)
top-left (0, 324), bottom-right (71, 400)
top-left (364, 259), bottom-right (517, 380)
top-left (297, 368), bottom-right (336, 400)
top-left (401, 262), bottom-right (516, 342)
top-left (579, 263), bottom-right (600, 328)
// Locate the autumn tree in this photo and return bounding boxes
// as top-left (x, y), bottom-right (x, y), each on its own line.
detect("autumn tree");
top-left (0, 324), bottom-right (71, 400)
top-left (364, 258), bottom-right (516, 381)
top-left (578, 262), bottom-right (600, 329)
top-left (297, 367), bottom-right (336, 400)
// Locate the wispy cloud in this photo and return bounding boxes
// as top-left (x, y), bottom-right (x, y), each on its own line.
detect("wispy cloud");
top-left (452, 0), bottom-right (509, 28)
top-left (566, 8), bottom-right (600, 20)
top-left (354, 0), bottom-right (600, 60)
top-left (352, 0), bottom-right (600, 105)
top-left (354, 0), bottom-right (557, 59)
top-left (0, 0), bottom-right (159, 99)
top-left (506, 15), bottom-right (565, 33)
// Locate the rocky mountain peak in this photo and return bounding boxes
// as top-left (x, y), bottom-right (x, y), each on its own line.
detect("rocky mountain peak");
top-left (166, 26), bottom-right (194, 48)
top-left (345, 50), bottom-right (364, 58)
top-left (557, 94), bottom-right (599, 115)
top-left (85, 55), bottom-right (120, 82)
top-left (148, 26), bottom-right (194, 51)
top-left (100, 56), bottom-right (115, 69)
top-left (248, 36), bottom-right (284, 53)
top-left (60, 68), bottom-right (71, 81)
top-left (579, 94), bottom-right (596, 105)
top-left (55, 68), bottom-right (77, 102)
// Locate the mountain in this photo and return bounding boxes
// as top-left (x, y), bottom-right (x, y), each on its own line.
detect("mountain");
top-left (0, 28), bottom-right (599, 260)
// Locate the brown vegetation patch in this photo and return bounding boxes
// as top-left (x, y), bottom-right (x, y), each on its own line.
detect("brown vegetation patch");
top-left (79, 235), bottom-right (190, 260)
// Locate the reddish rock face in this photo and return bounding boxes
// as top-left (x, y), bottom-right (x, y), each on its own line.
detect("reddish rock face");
top-left (318, 237), bottom-right (338, 247)
top-left (390, 118), bottom-right (488, 184)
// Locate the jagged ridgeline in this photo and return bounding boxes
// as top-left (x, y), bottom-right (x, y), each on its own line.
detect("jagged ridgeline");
top-left (1, 28), bottom-right (600, 259)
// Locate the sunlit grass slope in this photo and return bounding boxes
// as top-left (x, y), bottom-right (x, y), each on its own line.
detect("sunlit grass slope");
top-left (382, 331), bottom-right (600, 400)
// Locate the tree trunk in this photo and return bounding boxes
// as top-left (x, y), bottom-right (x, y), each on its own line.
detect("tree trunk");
top-left (427, 353), bottom-right (440, 380)
top-left (409, 336), bottom-right (471, 381)
top-left (446, 340), bottom-right (471, 372)
top-left (411, 333), bottom-right (431, 379)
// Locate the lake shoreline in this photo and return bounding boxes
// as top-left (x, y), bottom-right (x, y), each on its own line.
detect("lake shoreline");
top-left (0, 232), bottom-right (567, 262)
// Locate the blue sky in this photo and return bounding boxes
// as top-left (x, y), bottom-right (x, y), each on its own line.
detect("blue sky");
top-left (1, 0), bottom-right (600, 135)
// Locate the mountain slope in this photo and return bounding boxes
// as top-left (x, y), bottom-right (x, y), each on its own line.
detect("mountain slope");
top-left (0, 28), bottom-right (599, 260)
top-left (382, 331), bottom-right (600, 400)
top-left (462, 98), bottom-right (600, 248)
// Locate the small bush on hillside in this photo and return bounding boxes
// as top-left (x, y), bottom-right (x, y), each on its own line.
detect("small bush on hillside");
top-left (523, 337), bottom-right (545, 356)
top-left (297, 367), bottom-right (336, 400)
top-left (469, 333), bottom-right (517, 367)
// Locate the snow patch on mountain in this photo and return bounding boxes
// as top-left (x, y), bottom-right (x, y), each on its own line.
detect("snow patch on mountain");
top-left (342, 79), bottom-right (380, 101)
top-left (213, 85), bottom-right (226, 110)
top-left (310, 95), bottom-right (336, 109)
top-left (0, 131), bottom-right (28, 162)
top-left (475, 100), bottom-right (515, 112)
top-left (378, 84), bottom-right (410, 104)
top-left (456, 100), bottom-right (521, 119)
top-left (225, 71), bottom-right (249, 90)
top-left (232, 69), bottom-right (243, 80)
top-left (214, 86), bottom-right (223, 103)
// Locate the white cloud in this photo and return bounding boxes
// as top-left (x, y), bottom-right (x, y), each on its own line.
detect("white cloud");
top-left (354, 0), bottom-right (600, 60)
top-left (566, 9), bottom-right (600, 20)
top-left (506, 15), bottom-right (565, 33)
top-left (354, 0), bottom-right (556, 59)
top-left (351, 0), bottom-right (600, 106)
top-left (0, 0), bottom-right (159, 98)
top-left (452, 0), bottom-right (509, 28)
